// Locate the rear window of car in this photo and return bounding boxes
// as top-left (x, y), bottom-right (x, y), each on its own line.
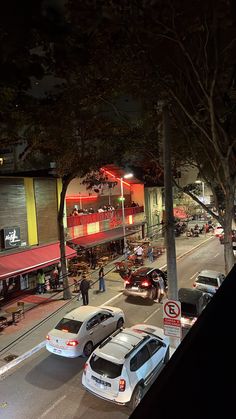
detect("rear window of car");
top-left (90, 354), bottom-right (123, 378)
top-left (181, 302), bottom-right (199, 317)
top-left (197, 276), bottom-right (218, 287)
top-left (131, 274), bottom-right (146, 279)
top-left (55, 318), bottom-right (83, 334)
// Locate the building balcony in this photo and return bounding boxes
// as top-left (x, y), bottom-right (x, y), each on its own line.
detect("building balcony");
top-left (67, 206), bottom-right (144, 228)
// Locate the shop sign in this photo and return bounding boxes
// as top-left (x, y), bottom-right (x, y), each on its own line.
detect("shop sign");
top-left (3, 226), bottom-right (21, 249)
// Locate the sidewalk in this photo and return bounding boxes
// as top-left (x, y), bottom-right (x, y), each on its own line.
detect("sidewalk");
top-left (0, 233), bottom-right (214, 373)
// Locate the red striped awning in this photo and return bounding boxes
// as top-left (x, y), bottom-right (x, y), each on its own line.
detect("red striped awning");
top-left (0, 242), bottom-right (76, 280)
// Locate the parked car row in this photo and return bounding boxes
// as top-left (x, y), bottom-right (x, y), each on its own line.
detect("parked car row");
top-left (179, 269), bottom-right (225, 330)
top-left (45, 263), bottom-right (225, 410)
top-left (46, 305), bottom-right (170, 410)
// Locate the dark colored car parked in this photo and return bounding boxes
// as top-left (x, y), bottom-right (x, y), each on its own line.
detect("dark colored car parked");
top-left (123, 267), bottom-right (167, 300)
top-left (179, 287), bottom-right (212, 329)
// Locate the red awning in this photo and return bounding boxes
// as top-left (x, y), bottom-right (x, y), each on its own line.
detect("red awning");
top-left (0, 242), bottom-right (76, 280)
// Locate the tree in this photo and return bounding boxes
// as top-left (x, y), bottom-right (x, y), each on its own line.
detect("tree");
top-left (75, 0), bottom-right (236, 273)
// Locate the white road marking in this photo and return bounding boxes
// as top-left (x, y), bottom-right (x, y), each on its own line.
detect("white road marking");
top-left (38, 395), bottom-right (66, 418)
top-left (0, 341), bottom-right (46, 377)
top-left (190, 272), bottom-right (198, 281)
top-left (213, 252), bottom-right (219, 258)
top-left (101, 293), bottom-right (123, 306)
top-left (144, 307), bottom-right (161, 323)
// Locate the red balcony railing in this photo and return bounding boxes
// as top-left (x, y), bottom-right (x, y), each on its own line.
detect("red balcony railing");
top-left (67, 206), bottom-right (144, 228)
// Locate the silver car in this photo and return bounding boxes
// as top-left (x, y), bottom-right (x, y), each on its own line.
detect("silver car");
top-left (46, 305), bottom-right (125, 358)
top-left (193, 270), bottom-right (225, 295)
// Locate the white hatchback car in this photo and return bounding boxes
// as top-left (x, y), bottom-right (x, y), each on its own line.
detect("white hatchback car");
top-left (46, 305), bottom-right (125, 358)
top-left (214, 225), bottom-right (224, 237)
top-left (82, 324), bottom-right (169, 410)
top-left (193, 270), bottom-right (225, 295)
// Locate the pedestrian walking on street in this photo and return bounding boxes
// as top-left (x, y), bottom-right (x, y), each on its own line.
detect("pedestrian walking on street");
top-left (80, 274), bottom-right (91, 305)
top-left (98, 266), bottom-right (106, 292)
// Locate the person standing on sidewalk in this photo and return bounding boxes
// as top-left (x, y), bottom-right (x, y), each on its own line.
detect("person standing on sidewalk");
top-left (98, 266), bottom-right (106, 292)
top-left (79, 274), bottom-right (91, 305)
top-left (36, 269), bottom-right (45, 294)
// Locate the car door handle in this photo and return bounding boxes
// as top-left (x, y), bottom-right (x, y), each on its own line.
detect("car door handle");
top-left (89, 331), bottom-right (93, 335)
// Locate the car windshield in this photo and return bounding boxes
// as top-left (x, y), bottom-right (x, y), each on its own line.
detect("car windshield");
top-left (197, 276), bottom-right (218, 287)
top-left (181, 302), bottom-right (199, 317)
top-left (90, 354), bottom-right (123, 378)
top-left (55, 318), bottom-right (83, 334)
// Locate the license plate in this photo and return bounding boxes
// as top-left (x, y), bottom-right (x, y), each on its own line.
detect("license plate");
top-left (53, 348), bottom-right (62, 354)
top-left (132, 287), bottom-right (139, 290)
top-left (95, 382), bottom-right (105, 390)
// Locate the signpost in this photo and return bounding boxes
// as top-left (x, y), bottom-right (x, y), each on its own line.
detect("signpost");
top-left (163, 299), bottom-right (182, 339)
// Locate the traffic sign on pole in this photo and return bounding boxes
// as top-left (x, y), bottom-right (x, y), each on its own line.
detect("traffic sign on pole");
top-left (163, 299), bottom-right (182, 338)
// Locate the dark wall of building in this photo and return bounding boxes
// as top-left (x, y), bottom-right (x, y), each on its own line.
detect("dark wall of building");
top-left (34, 178), bottom-right (58, 244)
top-left (0, 178), bottom-right (28, 249)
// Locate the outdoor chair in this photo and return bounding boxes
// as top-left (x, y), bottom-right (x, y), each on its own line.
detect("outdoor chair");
top-left (0, 316), bottom-right (8, 328)
top-left (17, 301), bottom-right (25, 319)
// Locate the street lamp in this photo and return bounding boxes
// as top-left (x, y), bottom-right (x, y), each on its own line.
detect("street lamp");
top-left (195, 180), bottom-right (205, 204)
top-left (120, 173), bottom-right (133, 253)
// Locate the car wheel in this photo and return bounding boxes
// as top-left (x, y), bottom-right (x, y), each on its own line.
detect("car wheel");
top-left (116, 318), bottom-right (124, 329)
top-left (163, 347), bottom-right (170, 365)
top-left (130, 385), bottom-right (143, 410)
top-left (83, 341), bottom-right (93, 357)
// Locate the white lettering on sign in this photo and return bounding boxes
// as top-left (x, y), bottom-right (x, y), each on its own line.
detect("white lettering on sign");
top-left (5, 229), bottom-right (20, 244)
top-left (163, 299), bottom-right (182, 338)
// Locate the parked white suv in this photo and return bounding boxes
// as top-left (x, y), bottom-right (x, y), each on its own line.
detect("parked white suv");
top-left (193, 270), bottom-right (225, 295)
top-left (82, 323), bottom-right (169, 410)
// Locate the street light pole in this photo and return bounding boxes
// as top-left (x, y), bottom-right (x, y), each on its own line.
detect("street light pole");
top-left (202, 181), bottom-right (205, 204)
top-left (120, 177), bottom-right (126, 249)
top-left (120, 173), bottom-right (133, 255)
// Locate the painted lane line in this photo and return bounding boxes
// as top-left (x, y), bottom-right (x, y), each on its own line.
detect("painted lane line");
top-left (0, 341), bottom-right (46, 377)
top-left (144, 307), bottom-right (161, 323)
top-left (190, 272), bottom-right (198, 281)
top-left (38, 395), bottom-right (66, 418)
top-left (213, 252), bottom-right (219, 258)
top-left (101, 292), bottom-right (124, 306)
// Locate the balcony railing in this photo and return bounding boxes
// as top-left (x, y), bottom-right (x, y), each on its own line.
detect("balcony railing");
top-left (67, 206), bottom-right (144, 228)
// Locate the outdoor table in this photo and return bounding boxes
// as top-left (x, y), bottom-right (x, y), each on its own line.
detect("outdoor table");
top-left (5, 306), bottom-right (22, 325)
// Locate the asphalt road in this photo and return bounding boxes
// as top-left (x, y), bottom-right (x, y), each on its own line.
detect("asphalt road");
top-left (0, 239), bottom-right (224, 419)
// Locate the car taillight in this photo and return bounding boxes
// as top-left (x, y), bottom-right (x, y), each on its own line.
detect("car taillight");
top-left (125, 279), bottom-right (131, 285)
top-left (141, 279), bottom-right (152, 287)
top-left (66, 340), bottom-right (79, 347)
top-left (46, 334), bottom-right (50, 340)
top-left (119, 379), bottom-right (126, 392)
top-left (83, 362), bottom-right (88, 375)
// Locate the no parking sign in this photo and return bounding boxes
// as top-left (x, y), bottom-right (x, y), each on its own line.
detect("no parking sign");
top-left (163, 299), bottom-right (182, 338)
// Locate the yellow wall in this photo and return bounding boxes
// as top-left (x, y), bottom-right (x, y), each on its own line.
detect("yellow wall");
top-left (57, 178), bottom-right (62, 209)
top-left (24, 178), bottom-right (38, 245)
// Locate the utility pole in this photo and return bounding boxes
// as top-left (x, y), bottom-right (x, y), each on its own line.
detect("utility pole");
top-left (162, 104), bottom-right (180, 348)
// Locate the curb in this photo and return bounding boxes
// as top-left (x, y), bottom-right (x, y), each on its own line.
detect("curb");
top-left (0, 236), bottom-right (213, 378)
top-left (0, 341), bottom-right (45, 377)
